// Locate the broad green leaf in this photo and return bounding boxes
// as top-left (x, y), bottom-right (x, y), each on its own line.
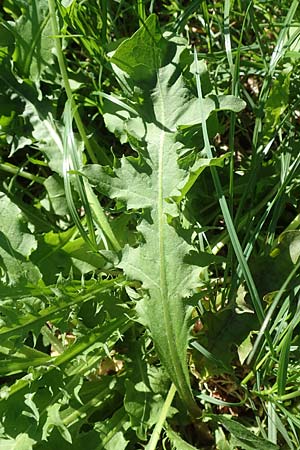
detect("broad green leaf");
top-left (110, 16), bottom-right (202, 408)
top-left (9, 0), bottom-right (54, 81)
top-left (110, 15), bottom-right (168, 86)
top-left (209, 415), bottom-right (279, 450)
top-left (0, 194), bottom-right (36, 256)
top-left (24, 99), bottom-right (65, 175)
top-left (0, 193), bottom-right (41, 285)
top-left (84, 14), bottom-right (246, 413)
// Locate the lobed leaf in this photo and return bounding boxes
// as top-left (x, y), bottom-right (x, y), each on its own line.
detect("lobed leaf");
top-left (83, 14), bottom-right (246, 413)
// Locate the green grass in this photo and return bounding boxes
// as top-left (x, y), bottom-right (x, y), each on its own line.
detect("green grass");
top-left (0, 0), bottom-right (300, 448)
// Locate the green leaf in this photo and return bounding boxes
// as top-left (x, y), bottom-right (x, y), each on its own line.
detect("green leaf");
top-left (24, 99), bottom-right (65, 175)
top-left (9, 0), bottom-right (54, 81)
top-left (124, 339), bottom-right (171, 440)
top-left (85, 14), bottom-right (247, 414)
top-left (0, 193), bottom-right (41, 285)
top-left (209, 415), bottom-right (279, 450)
top-left (0, 434), bottom-right (36, 450)
top-left (93, 408), bottom-right (130, 450)
top-left (42, 175), bottom-right (69, 216)
top-left (0, 23), bottom-right (15, 50)
top-left (111, 14), bottom-right (168, 86)
top-left (0, 63), bottom-right (64, 172)
top-left (262, 67), bottom-right (292, 144)
top-left (32, 229), bottom-right (105, 284)
top-left (42, 403), bottom-right (73, 443)
top-left (251, 230), bottom-right (300, 297)
top-left (193, 308), bottom-right (256, 375)
top-left (166, 427), bottom-right (199, 450)
top-left (277, 325), bottom-right (293, 396)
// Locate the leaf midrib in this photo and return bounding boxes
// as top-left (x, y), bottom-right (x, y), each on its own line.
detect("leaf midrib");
top-left (156, 71), bottom-right (192, 405)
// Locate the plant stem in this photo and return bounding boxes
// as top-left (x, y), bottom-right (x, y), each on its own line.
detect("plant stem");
top-left (0, 163), bottom-right (44, 184)
top-left (145, 383), bottom-right (176, 450)
top-left (137, 0), bottom-right (146, 26)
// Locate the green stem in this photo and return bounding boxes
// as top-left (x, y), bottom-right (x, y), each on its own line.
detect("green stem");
top-left (137, 0), bottom-right (146, 26)
top-left (145, 383), bottom-right (176, 450)
top-left (0, 162), bottom-right (45, 184)
top-left (275, 391), bottom-right (300, 402)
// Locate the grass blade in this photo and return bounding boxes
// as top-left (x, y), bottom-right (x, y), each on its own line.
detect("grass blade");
top-left (193, 48), bottom-right (266, 326)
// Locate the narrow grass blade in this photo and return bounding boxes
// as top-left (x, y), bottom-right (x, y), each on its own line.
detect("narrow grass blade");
top-left (63, 99), bottom-right (97, 251)
top-left (193, 48), bottom-right (265, 326)
top-left (48, 0), bottom-right (121, 252)
top-left (277, 327), bottom-right (293, 397)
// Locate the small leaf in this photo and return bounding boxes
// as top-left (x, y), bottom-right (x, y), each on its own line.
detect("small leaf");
top-left (238, 333), bottom-right (254, 365)
top-left (213, 94), bottom-right (246, 112)
top-left (24, 392), bottom-right (40, 422)
top-left (277, 326), bottom-right (293, 396)
top-left (262, 68), bottom-right (291, 144)
top-left (42, 175), bottom-right (69, 216)
top-left (111, 14), bottom-right (169, 86)
top-left (42, 403), bottom-right (72, 443)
